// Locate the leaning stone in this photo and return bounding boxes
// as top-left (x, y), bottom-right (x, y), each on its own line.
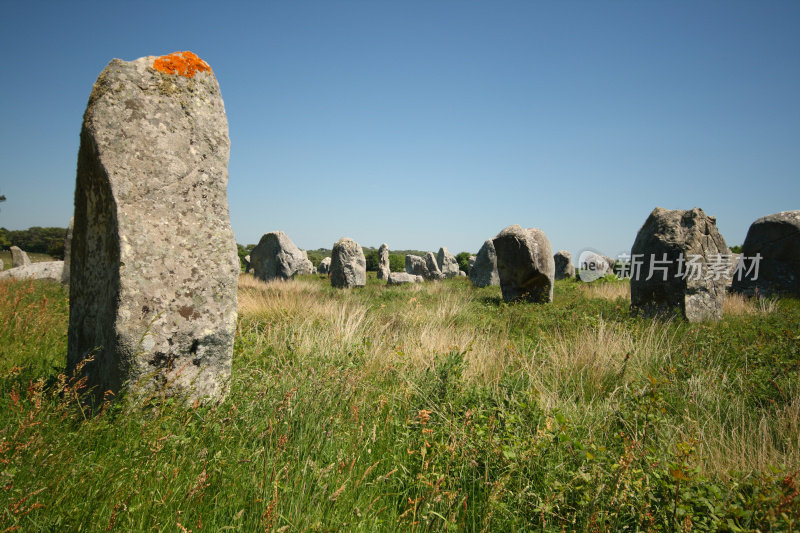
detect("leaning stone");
top-left (492, 225), bottom-right (554, 302)
top-left (318, 257), bottom-right (332, 275)
top-left (377, 243), bottom-right (391, 280)
top-left (469, 240), bottom-right (500, 288)
top-left (554, 250), bottom-right (574, 280)
top-left (330, 238), bottom-right (366, 288)
top-left (731, 210), bottom-right (800, 297)
top-left (630, 207), bottom-right (728, 322)
top-left (387, 272), bottom-right (424, 285)
top-left (0, 261), bottom-right (64, 282)
top-left (250, 231), bottom-right (313, 281)
top-left (10, 246), bottom-right (31, 268)
top-left (62, 218), bottom-right (74, 285)
top-left (436, 247), bottom-right (461, 278)
top-left (67, 52), bottom-right (239, 403)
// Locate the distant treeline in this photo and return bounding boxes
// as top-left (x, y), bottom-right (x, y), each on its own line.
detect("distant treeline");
top-left (238, 244), bottom-right (472, 273)
top-left (1, 226), bottom-right (68, 259)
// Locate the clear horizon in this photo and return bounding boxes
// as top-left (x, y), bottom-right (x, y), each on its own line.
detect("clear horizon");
top-left (1, 1), bottom-right (798, 259)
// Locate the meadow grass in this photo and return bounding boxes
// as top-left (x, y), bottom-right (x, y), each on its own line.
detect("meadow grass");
top-left (1, 275), bottom-right (798, 531)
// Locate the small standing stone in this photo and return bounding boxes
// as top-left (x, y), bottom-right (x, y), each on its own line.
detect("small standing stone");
top-left (10, 246), bottom-right (31, 268)
top-left (492, 225), bottom-right (555, 303)
top-left (243, 254), bottom-right (252, 274)
top-left (318, 257), bottom-right (332, 275)
top-left (425, 252), bottom-right (444, 280)
top-left (377, 243), bottom-right (391, 280)
top-left (436, 247), bottom-right (461, 278)
top-left (469, 240), bottom-right (500, 288)
top-left (67, 52), bottom-right (239, 403)
top-left (330, 238), bottom-right (367, 288)
top-left (554, 250), bottom-right (574, 280)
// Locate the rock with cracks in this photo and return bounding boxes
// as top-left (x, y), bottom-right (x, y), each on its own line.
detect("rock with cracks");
top-left (630, 207), bottom-right (729, 322)
top-left (330, 238), bottom-right (366, 289)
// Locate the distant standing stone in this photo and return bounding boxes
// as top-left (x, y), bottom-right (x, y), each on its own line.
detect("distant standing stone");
top-left (0, 259), bottom-right (3, 271)
top-left (492, 225), bottom-right (555, 303)
top-left (405, 254), bottom-right (427, 278)
top-left (469, 239), bottom-right (500, 288)
top-left (387, 272), bottom-right (424, 285)
top-left (377, 243), bottom-right (390, 280)
top-left (554, 250), bottom-right (574, 280)
top-left (330, 238), bottom-right (367, 288)
top-left (250, 231), bottom-right (314, 281)
top-left (243, 254), bottom-right (252, 274)
top-left (436, 247), bottom-right (461, 278)
top-left (67, 52), bottom-right (239, 403)
top-left (425, 252), bottom-right (444, 280)
top-left (10, 246), bottom-right (31, 268)
top-left (318, 256), bottom-right (332, 275)
top-left (731, 210), bottom-right (800, 297)
top-left (630, 207), bottom-right (728, 322)
top-left (468, 255), bottom-right (476, 271)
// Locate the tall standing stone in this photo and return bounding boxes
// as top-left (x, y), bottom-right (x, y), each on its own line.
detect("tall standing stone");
top-left (62, 217), bottom-right (74, 285)
top-left (10, 246), bottom-right (31, 268)
top-left (492, 225), bottom-right (555, 303)
top-left (436, 247), bottom-right (461, 278)
top-left (630, 207), bottom-right (728, 322)
top-left (469, 239), bottom-right (500, 288)
top-left (731, 210), bottom-right (800, 297)
top-left (250, 231), bottom-right (314, 281)
top-left (554, 250), bottom-right (574, 280)
top-left (330, 238), bottom-right (367, 288)
top-left (425, 252), bottom-right (444, 280)
top-left (67, 52), bottom-right (239, 403)
top-left (377, 243), bottom-right (390, 280)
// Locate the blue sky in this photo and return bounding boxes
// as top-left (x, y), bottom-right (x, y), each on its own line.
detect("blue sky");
top-left (1, 1), bottom-right (798, 259)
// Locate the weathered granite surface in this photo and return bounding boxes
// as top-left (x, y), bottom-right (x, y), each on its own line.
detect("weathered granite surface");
top-left (492, 225), bottom-right (554, 303)
top-left (67, 52), bottom-right (239, 403)
top-left (330, 238), bottom-right (366, 288)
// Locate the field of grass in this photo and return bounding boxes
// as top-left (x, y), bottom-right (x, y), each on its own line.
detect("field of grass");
top-left (1, 274), bottom-right (798, 531)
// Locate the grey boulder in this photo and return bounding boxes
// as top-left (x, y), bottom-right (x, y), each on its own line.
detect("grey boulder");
top-left (436, 247), bottom-right (461, 278)
top-left (387, 272), bottom-right (424, 285)
top-left (554, 250), bottom-right (574, 280)
top-left (492, 225), bottom-right (555, 303)
top-left (469, 239), bottom-right (500, 288)
top-left (377, 243), bottom-right (390, 280)
top-left (251, 231), bottom-right (314, 281)
top-left (630, 207), bottom-right (729, 322)
top-left (330, 238), bottom-right (366, 288)
top-left (0, 261), bottom-right (64, 282)
top-left (10, 246), bottom-right (31, 268)
top-left (731, 210), bottom-right (800, 297)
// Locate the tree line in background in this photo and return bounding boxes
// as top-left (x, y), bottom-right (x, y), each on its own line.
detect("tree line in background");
top-left (0, 226), bottom-right (68, 259)
top-left (237, 244), bottom-right (473, 273)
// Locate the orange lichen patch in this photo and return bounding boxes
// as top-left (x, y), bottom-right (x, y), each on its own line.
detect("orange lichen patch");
top-left (153, 51), bottom-right (211, 78)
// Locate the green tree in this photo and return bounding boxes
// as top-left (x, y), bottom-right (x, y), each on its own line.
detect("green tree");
top-left (730, 245), bottom-right (742, 254)
top-left (364, 249), bottom-right (379, 272)
top-left (237, 243), bottom-right (256, 271)
top-left (389, 254), bottom-right (405, 272)
top-left (455, 252), bottom-right (471, 273)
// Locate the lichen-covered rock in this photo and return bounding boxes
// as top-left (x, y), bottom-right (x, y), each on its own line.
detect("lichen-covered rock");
top-left (387, 272), bottom-right (424, 285)
top-left (250, 231), bottom-right (314, 281)
top-left (318, 256), bottom-right (332, 275)
top-left (554, 250), bottom-right (574, 280)
top-left (731, 210), bottom-right (800, 297)
top-left (62, 218), bottom-right (73, 285)
top-left (0, 261), bottom-right (64, 282)
top-left (436, 247), bottom-right (461, 278)
top-left (630, 207), bottom-right (728, 322)
top-left (377, 243), bottom-right (390, 280)
top-left (67, 52), bottom-right (239, 404)
top-left (331, 238), bottom-right (366, 288)
top-left (10, 246), bottom-right (31, 268)
top-left (492, 225), bottom-right (554, 302)
top-left (469, 240), bottom-right (500, 288)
